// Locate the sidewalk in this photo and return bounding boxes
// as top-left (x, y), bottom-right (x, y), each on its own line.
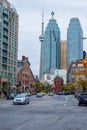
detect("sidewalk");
top-left (0, 98), bottom-right (12, 106)
top-left (0, 97), bottom-right (7, 102)
top-left (0, 98), bottom-right (6, 101)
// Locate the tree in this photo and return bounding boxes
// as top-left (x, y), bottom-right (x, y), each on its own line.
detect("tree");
top-left (61, 83), bottom-right (75, 91)
top-left (33, 81), bottom-right (44, 93)
top-left (76, 80), bottom-right (87, 91)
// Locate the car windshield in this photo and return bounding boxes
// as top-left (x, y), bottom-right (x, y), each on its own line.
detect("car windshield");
top-left (16, 94), bottom-right (26, 98)
top-left (37, 93), bottom-right (42, 95)
top-left (82, 95), bottom-right (87, 98)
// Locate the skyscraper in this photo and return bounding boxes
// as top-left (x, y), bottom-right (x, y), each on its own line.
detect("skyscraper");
top-left (61, 40), bottom-right (66, 69)
top-left (39, 9), bottom-right (44, 80)
top-left (66, 18), bottom-right (83, 68)
top-left (42, 12), bottom-right (60, 76)
top-left (0, 0), bottom-right (18, 92)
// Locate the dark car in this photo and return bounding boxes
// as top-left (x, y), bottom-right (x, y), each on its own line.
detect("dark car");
top-left (7, 93), bottom-right (15, 100)
top-left (78, 93), bottom-right (87, 106)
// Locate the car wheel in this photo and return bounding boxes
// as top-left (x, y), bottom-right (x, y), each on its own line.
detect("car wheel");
top-left (25, 100), bottom-right (27, 105)
top-left (27, 100), bottom-right (29, 104)
top-left (79, 102), bottom-right (81, 106)
top-left (24, 101), bottom-right (27, 105)
top-left (13, 102), bottom-right (16, 105)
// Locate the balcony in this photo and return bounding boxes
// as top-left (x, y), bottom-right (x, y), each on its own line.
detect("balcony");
top-left (3, 17), bottom-right (8, 23)
top-left (3, 32), bottom-right (8, 37)
top-left (3, 39), bottom-right (8, 44)
top-left (3, 47), bottom-right (8, 50)
top-left (3, 9), bottom-right (9, 16)
top-left (2, 61), bottom-right (7, 64)
top-left (2, 53), bottom-right (7, 57)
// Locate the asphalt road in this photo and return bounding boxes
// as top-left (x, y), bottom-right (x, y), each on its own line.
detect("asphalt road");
top-left (0, 94), bottom-right (87, 130)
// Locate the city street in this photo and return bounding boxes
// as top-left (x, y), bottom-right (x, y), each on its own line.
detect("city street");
top-left (0, 94), bottom-right (87, 130)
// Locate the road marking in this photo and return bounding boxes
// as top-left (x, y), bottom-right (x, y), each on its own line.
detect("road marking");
top-left (64, 104), bottom-right (66, 106)
top-left (31, 96), bottom-right (49, 106)
top-left (15, 124), bottom-right (27, 130)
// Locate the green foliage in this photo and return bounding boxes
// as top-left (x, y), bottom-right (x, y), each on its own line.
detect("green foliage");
top-left (66, 80), bottom-right (87, 92)
top-left (61, 83), bottom-right (75, 91)
top-left (33, 81), bottom-right (52, 93)
top-left (0, 95), bottom-right (2, 99)
top-left (44, 84), bottom-right (53, 93)
top-left (76, 80), bottom-right (87, 91)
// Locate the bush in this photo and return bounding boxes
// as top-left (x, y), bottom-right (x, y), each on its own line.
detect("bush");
top-left (0, 95), bottom-right (2, 99)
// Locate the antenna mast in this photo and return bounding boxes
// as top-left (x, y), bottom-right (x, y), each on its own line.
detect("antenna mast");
top-left (42, 7), bottom-right (44, 35)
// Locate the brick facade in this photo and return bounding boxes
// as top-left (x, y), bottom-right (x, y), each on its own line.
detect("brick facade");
top-left (17, 56), bottom-right (35, 88)
top-left (54, 76), bottom-right (63, 93)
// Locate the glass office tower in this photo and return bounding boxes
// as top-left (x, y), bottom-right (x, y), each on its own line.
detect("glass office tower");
top-left (66, 18), bottom-right (83, 68)
top-left (0, 0), bottom-right (18, 91)
top-left (42, 12), bottom-right (60, 75)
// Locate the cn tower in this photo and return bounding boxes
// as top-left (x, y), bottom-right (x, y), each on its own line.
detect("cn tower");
top-left (39, 9), bottom-right (44, 80)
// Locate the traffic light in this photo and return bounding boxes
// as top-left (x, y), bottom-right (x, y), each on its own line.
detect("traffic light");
top-left (83, 60), bottom-right (87, 68)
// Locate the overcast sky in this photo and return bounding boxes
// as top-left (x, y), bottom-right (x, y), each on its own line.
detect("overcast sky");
top-left (8, 0), bottom-right (87, 76)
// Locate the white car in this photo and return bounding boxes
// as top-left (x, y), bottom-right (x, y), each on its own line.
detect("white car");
top-left (13, 93), bottom-right (29, 105)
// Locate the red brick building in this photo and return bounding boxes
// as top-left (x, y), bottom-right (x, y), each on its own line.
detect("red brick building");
top-left (54, 76), bottom-right (63, 93)
top-left (17, 56), bottom-right (35, 91)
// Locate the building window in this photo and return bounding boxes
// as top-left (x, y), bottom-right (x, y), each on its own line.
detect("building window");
top-left (0, 25), bottom-right (2, 31)
top-left (0, 4), bottom-right (2, 8)
top-left (72, 67), bottom-right (76, 72)
top-left (0, 33), bottom-right (2, 38)
top-left (78, 63), bottom-right (82, 67)
top-left (0, 40), bottom-right (2, 45)
top-left (0, 18), bottom-right (2, 23)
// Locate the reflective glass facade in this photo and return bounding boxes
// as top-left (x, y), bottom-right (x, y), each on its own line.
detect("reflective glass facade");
top-left (66, 18), bottom-right (83, 68)
top-left (42, 18), bottom-right (60, 75)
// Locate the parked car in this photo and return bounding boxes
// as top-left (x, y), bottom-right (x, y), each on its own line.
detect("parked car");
top-left (74, 93), bottom-right (81, 98)
top-left (13, 93), bottom-right (29, 105)
top-left (40, 92), bottom-right (46, 96)
top-left (23, 92), bottom-right (31, 96)
top-left (78, 93), bottom-right (87, 106)
top-left (48, 92), bottom-right (54, 96)
top-left (7, 93), bottom-right (15, 100)
top-left (36, 92), bottom-right (43, 97)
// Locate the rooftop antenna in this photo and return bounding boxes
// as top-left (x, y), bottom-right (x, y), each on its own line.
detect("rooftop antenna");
top-left (51, 11), bottom-right (54, 19)
top-left (42, 6), bottom-right (44, 35)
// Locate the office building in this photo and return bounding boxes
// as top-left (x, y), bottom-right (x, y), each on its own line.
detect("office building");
top-left (61, 40), bottom-right (66, 69)
top-left (0, 0), bottom-right (18, 93)
top-left (66, 18), bottom-right (83, 69)
top-left (41, 69), bottom-right (67, 85)
top-left (42, 12), bottom-right (61, 77)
